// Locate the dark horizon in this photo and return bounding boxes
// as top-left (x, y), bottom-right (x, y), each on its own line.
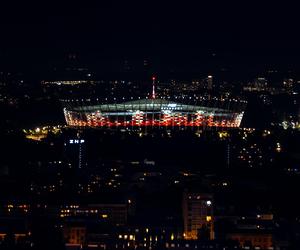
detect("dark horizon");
top-left (1, 2), bottom-right (300, 76)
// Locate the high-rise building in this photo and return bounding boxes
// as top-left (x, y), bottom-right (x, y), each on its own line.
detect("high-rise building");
top-left (64, 134), bottom-right (86, 169)
top-left (283, 78), bottom-right (294, 93)
top-left (182, 192), bottom-right (214, 240)
top-left (207, 75), bottom-right (213, 90)
top-left (60, 203), bottom-right (128, 226)
top-left (63, 226), bottom-right (86, 246)
top-left (123, 60), bottom-right (132, 72)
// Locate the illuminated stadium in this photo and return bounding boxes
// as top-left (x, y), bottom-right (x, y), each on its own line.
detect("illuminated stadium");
top-left (62, 76), bottom-right (246, 129)
top-left (62, 95), bottom-right (246, 129)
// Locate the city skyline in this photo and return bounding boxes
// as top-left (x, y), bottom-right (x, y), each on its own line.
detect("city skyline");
top-left (1, 2), bottom-right (300, 250)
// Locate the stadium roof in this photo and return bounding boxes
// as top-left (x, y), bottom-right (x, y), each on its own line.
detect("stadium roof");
top-left (71, 98), bottom-right (232, 114)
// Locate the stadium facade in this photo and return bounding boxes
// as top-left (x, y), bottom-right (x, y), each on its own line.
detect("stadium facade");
top-left (62, 95), bottom-right (246, 129)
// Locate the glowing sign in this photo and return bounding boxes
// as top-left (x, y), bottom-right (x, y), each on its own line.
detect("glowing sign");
top-left (69, 139), bottom-right (85, 144)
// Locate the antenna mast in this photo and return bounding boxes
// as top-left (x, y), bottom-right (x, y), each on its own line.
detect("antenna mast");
top-left (152, 76), bottom-right (156, 99)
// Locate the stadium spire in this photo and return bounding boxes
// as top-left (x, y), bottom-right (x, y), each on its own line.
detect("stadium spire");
top-left (152, 76), bottom-right (156, 99)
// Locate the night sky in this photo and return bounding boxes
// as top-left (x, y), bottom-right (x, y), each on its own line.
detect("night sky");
top-left (1, 2), bottom-right (300, 75)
